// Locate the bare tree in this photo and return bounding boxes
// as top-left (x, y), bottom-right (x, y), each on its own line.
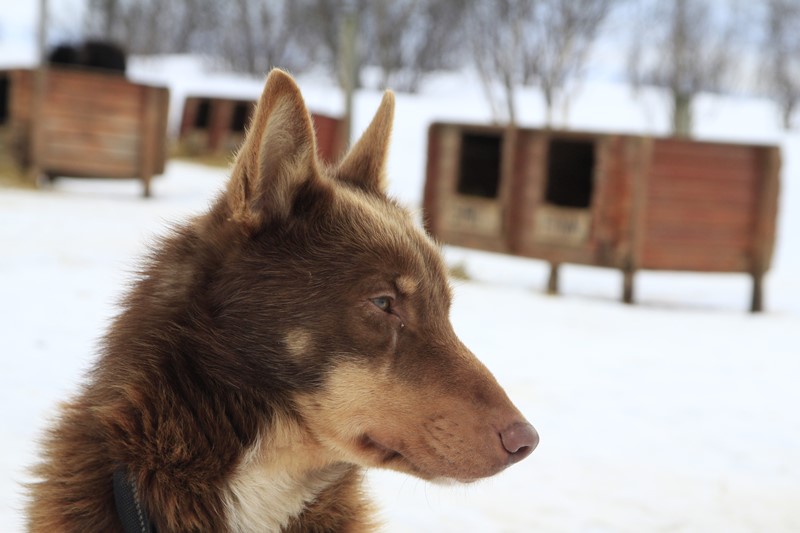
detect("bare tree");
top-left (79, 0), bottom-right (314, 74)
top-left (220, 0), bottom-right (313, 74)
top-left (364, 0), bottom-right (468, 93)
top-left (530, 0), bottom-right (616, 125)
top-left (75, 0), bottom-right (471, 90)
top-left (628, 0), bottom-right (743, 137)
top-left (84, 0), bottom-right (122, 41)
top-left (82, 0), bottom-right (218, 56)
top-left (368, 1), bottom-right (417, 90)
top-left (468, 0), bottom-right (536, 124)
top-left (468, 0), bottom-right (615, 125)
top-left (762, 0), bottom-right (800, 129)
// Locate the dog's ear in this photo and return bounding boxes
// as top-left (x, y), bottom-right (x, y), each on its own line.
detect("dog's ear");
top-left (225, 69), bottom-right (319, 229)
top-left (335, 91), bottom-right (394, 196)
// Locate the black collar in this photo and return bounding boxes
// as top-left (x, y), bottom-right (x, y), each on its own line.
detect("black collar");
top-left (113, 468), bottom-right (155, 533)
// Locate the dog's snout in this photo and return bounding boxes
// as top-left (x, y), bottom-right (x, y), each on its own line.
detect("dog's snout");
top-left (500, 422), bottom-right (539, 463)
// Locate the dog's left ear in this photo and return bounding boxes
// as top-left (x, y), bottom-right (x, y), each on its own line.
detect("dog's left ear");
top-left (335, 91), bottom-right (395, 195)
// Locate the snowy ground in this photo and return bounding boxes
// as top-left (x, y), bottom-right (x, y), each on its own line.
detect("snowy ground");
top-left (2, 58), bottom-right (799, 532)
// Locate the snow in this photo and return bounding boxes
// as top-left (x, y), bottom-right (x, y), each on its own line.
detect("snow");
top-left (1, 54), bottom-right (799, 532)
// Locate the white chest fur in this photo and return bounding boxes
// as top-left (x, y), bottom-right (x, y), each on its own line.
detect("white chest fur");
top-left (223, 421), bottom-right (347, 532)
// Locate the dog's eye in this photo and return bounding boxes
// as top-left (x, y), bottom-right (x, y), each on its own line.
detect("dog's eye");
top-left (370, 296), bottom-right (392, 312)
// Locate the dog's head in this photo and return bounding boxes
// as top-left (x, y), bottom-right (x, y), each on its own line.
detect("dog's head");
top-left (208, 69), bottom-right (537, 483)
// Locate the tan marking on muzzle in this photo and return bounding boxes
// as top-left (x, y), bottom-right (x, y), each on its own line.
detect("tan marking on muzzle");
top-left (295, 358), bottom-right (536, 482)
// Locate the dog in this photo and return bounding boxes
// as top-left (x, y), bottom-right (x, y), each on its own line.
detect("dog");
top-left (26, 69), bottom-right (538, 532)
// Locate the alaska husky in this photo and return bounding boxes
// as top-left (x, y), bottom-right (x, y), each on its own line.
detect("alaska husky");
top-left (26, 69), bottom-right (538, 532)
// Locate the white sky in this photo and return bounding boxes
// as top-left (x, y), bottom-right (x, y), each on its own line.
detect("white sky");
top-left (0, 0), bottom-right (86, 49)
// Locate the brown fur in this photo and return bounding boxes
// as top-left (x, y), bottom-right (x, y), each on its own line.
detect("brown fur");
top-left (26, 69), bottom-right (538, 532)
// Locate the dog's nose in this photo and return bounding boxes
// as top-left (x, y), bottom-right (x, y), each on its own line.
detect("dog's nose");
top-left (500, 422), bottom-right (539, 463)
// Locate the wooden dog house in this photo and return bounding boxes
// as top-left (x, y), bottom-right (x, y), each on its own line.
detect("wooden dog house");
top-left (0, 68), bottom-right (169, 197)
top-left (423, 123), bottom-right (780, 311)
top-left (179, 96), bottom-right (345, 164)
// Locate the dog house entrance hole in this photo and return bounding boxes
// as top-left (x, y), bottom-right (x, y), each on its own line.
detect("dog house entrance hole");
top-left (545, 139), bottom-right (595, 208)
top-left (457, 132), bottom-right (502, 198)
top-left (0, 75), bottom-right (9, 126)
top-left (194, 99), bottom-right (211, 129)
top-left (230, 102), bottom-right (251, 132)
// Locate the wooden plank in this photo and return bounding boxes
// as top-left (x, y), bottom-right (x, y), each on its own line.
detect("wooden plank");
top-left (444, 199), bottom-right (503, 238)
top-left (641, 245), bottom-right (750, 272)
top-left (649, 141), bottom-right (761, 186)
top-left (29, 67), bottom-right (49, 184)
top-left (630, 137), bottom-right (652, 270)
top-left (642, 227), bottom-right (752, 250)
top-left (45, 87), bottom-right (142, 113)
top-left (42, 114), bottom-right (140, 137)
top-left (153, 87), bottom-right (169, 174)
top-left (41, 154), bottom-right (138, 177)
top-left (207, 99), bottom-right (233, 151)
top-left (519, 243), bottom-right (598, 266)
top-left (590, 136), bottom-right (612, 246)
top-left (8, 69), bottom-right (34, 123)
top-left (647, 181), bottom-right (757, 208)
top-left (651, 138), bottom-right (767, 160)
top-left (46, 82), bottom-right (140, 109)
top-left (43, 99), bottom-right (140, 122)
top-left (179, 98), bottom-right (197, 137)
top-left (422, 123), bottom-right (443, 237)
top-left (4, 67), bottom-right (170, 186)
top-left (41, 135), bottom-right (140, 158)
top-left (751, 147), bottom-right (781, 273)
top-left (312, 113), bottom-right (344, 164)
top-left (645, 203), bottom-right (753, 230)
top-left (42, 125), bottom-right (139, 149)
top-left (533, 205), bottom-right (592, 246)
top-left (47, 68), bottom-right (137, 92)
top-left (649, 166), bottom-right (759, 185)
top-left (641, 140), bottom-right (767, 276)
top-left (440, 229), bottom-right (508, 254)
top-left (139, 87), bottom-right (158, 196)
top-left (5, 70), bottom-right (33, 168)
top-left (43, 142), bottom-right (137, 166)
top-left (510, 133), bottom-right (547, 255)
top-left (608, 137), bottom-right (641, 262)
top-left (498, 124), bottom-right (517, 246)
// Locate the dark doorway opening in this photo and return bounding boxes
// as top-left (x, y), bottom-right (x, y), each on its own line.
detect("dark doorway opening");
top-left (230, 101), bottom-right (251, 132)
top-left (457, 132), bottom-right (502, 198)
top-left (0, 75), bottom-right (9, 125)
top-left (194, 99), bottom-right (211, 129)
top-left (545, 139), bottom-right (595, 208)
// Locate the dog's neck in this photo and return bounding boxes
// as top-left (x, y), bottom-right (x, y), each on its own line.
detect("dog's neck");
top-left (223, 412), bottom-right (351, 531)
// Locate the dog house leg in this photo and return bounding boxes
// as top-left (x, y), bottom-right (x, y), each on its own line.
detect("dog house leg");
top-left (750, 272), bottom-right (763, 313)
top-left (142, 175), bottom-right (152, 198)
top-left (547, 263), bottom-right (560, 295)
top-left (622, 268), bottom-right (635, 304)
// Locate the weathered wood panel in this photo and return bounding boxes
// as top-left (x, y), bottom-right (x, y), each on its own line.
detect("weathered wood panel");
top-left (312, 113), bottom-right (345, 164)
top-left (422, 123), bottom-right (443, 238)
top-left (641, 139), bottom-right (761, 272)
top-left (178, 95), bottom-right (344, 164)
top-left (422, 122), bottom-right (780, 310)
top-left (424, 124), bottom-right (510, 253)
top-left (2, 67), bottom-right (169, 195)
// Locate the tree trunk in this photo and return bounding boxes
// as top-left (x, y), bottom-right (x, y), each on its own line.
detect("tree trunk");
top-left (102, 0), bottom-right (119, 39)
top-left (543, 87), bottom-right (554, 128)
top-left (672, 92), bottom-right (693, 137)
top-left (338, 8), bottom-right (359, 149)
top-left (503, 71), bottom-right (517, 126)
top-left (782, 100), bottom-right (794, 130)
